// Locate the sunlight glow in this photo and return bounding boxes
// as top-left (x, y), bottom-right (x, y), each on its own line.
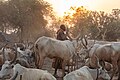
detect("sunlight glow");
top-left (45, 0), bottom-right (120, 18)
top-left (44, 0), bottom-right (96, 17)
top-left (2, 0), bottom-right (8, 2)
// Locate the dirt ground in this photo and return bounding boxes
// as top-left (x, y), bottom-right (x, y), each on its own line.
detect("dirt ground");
top-left (42, 58), bottom-right (63, 80)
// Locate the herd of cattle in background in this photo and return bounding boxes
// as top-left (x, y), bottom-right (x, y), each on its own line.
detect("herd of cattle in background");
top-left (0, 33), bottom-right (119, 80)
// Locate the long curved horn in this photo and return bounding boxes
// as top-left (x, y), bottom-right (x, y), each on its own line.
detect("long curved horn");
top-left (10, 44), bottom-right (17, 64)
top-left (76, 32), bottom-right (81, 41)
top-left (83, 36), bottom-right (88, 46)
top-left (88, 40), bottom-right (96, 51)
top-left (81, 38), bottom-right (88, 49)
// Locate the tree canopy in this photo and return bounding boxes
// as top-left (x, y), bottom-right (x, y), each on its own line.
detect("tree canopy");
top-left (0, 0), bottom-right (120, 42)
top-left (0, 0), bottom-right (54, 42)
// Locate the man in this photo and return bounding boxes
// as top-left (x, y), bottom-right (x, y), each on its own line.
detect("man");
top-left (56, 24), bottom-right (68, 40)
top-left (52, 24), bottom-right (70, 77)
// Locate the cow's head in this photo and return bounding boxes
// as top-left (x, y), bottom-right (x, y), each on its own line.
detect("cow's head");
top-left (85, 54), bottom-right (101, 69)
top-left (17, 48), bottom-right (33, 56)
top-left (0, 44), bottom-right (17, 64)
top-left (0, 61), bottom-right (13, 79)
top-left (14, 43), bottom-right (26, 51)
top-left (75, 36), bottom-right (89, 60)
top-left (0, 49), bottom-right (17, 79)
top-left (25, 42), bottom-right (34, 57)
top-left (17, 42), bottom-right (35, 64)
top-left (78, 38), bottom-right (96, 60)
top-left (78, 48), bottom-right (90, 60)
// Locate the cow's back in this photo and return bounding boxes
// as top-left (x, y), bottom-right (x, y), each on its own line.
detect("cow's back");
top-left (64, 66), bottom-right (93, 80)
top-left (95, 44), bottom-right (115, 62)
top-left (34, 36), bottom-right (75, 60)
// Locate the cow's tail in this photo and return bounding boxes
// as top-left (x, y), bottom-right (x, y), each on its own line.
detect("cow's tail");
top-left (34, 44), bottom-right (40, 69)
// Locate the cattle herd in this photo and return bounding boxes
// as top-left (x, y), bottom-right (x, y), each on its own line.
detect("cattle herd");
top-left (0, 35), bottom-right (119, 80)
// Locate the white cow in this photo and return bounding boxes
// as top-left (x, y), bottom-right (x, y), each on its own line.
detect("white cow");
top-left (0, 45), bottom-right (16, 67)
top-left (79, 41), bottom-right (120, 80)
top-left (34, 35), bottom-right (82, 76)
top-left (64, 66), bottom-right (110, 80)
top-left (0, 61), bottom-right (56, 80)
top-left (0, 43), bottom-right (34, 69)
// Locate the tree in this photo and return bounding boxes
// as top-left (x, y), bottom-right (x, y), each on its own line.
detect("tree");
top-left (0, 0), bottom-right (54, 42)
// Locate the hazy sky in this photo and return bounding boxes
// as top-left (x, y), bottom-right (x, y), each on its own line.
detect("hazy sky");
top-left (45, 0), bottom-right (120, 16)
top-left (1, 0), bottom-right (120, 16)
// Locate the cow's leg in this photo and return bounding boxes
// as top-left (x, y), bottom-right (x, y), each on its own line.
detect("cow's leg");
top-left (110, 60), bottom-right (118, 80)
top-left (117, 60), bottom-right (120, 80)
top-left (71, 58), bottom-right (74, 71)
top-left (38, 56), bottom-right (44, 69)
top-left (53, 58), bottom-right (59, 77)
top-left (61, 60), bottom-right (66, 77)
top-left (34, 52), bottom-right (39, 68)
top-left (118, 70), bottom-right (120, 80)
top-left (64, 61), bottom-right (69, 73)
top-left (67, 61), bottom-right (70, 72)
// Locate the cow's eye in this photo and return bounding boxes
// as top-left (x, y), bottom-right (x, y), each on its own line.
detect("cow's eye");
top-left (11, 65), bottom-right (14, 68)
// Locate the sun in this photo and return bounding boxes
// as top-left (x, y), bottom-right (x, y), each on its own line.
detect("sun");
top-left (44, 0), bottom-right (96, 17)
